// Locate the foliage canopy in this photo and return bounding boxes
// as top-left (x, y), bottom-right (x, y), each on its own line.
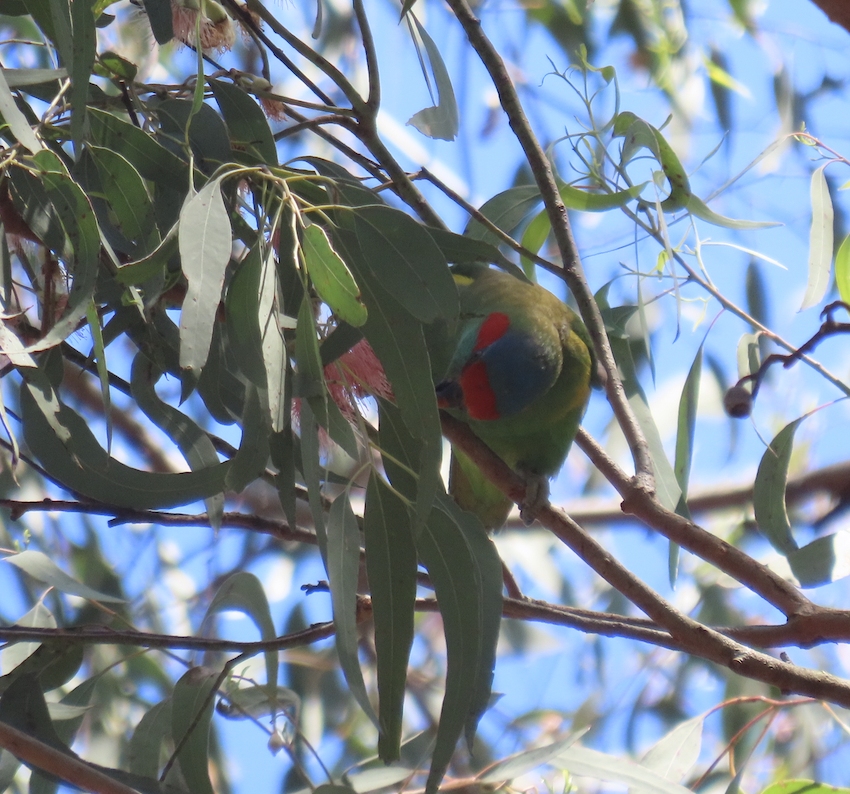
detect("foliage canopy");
top-left (1, 1), bottom-right (850, 793)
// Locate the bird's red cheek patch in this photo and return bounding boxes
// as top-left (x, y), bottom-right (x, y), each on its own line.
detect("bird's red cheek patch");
top-left (460, 360), bottom-right (500, 420)
top-left (474, 312), bottom-right (510, 351)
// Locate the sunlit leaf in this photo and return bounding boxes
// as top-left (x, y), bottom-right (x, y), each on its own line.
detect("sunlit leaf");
top-left (406, 15), bottom-right (459, 141)
top-left (302, 224), bottom-right (367, 327)
top-left (639, 715), bottom-right (704, 786)
top-left (478, 733), bottom-right (583, 784)
top-left (835, 233), bottom-right (850, 305)
top-left (0, 68), bottom-right (42, 153)
top-left (178, 176), bottom-right (233, 376)
top-left (555, 746), bottom-right (694, 794)
top-left (4, 550), bottom-right (126, 603)
top-left (762, 780), bottom-right (850, 794)
top-left (686, 194), bottom-right (781, 230)
top-left (801, 164), bottom-right (833, 310)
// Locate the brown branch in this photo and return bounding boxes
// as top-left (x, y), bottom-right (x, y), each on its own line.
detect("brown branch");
top-left (525, 458), bottom-right (850, 529)
top-left (809, 0), bottom-right (850, 36)
top-left (0, 721), bottom-right (139, 794)
top-left (439, 411), bottom-right (850, 707)
top-left (441, 0), bottom-right (655, 489)
top-left (573, 428), bottom-right (812, 617)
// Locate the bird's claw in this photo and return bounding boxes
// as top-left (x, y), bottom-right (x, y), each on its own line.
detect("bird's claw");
top-left (518, 469), bottom-right (549, 526)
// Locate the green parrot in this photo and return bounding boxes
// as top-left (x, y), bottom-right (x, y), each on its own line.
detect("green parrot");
top-left (436, 263), bottom-right (600, 529)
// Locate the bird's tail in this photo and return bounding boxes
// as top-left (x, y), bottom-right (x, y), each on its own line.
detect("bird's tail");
top-left (449, 447), bottom-right (512, 531)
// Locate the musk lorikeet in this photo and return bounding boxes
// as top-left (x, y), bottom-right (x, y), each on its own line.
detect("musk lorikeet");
top-left (436, 263), bottom-right (600, 529)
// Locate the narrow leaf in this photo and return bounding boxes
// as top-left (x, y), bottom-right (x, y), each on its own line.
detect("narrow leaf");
top-left (555, 746), bottom-right (694, 794)
top-left (687, 194), bottom-right (782, 230)
top-left (0, 68), bottom-right (41, 153)
top-left (179, 177), bottom-right (233, 375)
top-left (419, 495), bottom-right (503, 794)
top-left (801, 163), bottom-right (833, 310)
top-left (302, 224), bottom-right (367, 327)
top-left (835, 233), bottom-right (850, 305)
top-left (202, 572), bottom-right (278, 696)
top-left (4, 550), bottom-right (126, 603)
top-left (787, 530), bottom-right (850, 587)
top-left (327, 494), bottom-right (378, 724)
top-left (364, 474), bottom-right (417, 762)
top-left (167, 667), bottom-right (218, 794)
top-left (406, 15), bottom-right (459, 141)
top-left (753, 418), bottom-right (804, 556)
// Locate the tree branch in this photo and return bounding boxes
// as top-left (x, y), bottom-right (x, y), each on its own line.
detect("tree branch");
top-left (439, 411), bottom-right (850, 707)
top-left (441, 0), bottom-right (655, 489)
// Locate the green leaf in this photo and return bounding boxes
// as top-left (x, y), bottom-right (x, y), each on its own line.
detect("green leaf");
top-left (674, 347), bottom-right (702, 500)
top-left (353, 206), bottom-right (457, 324)
top-left (88, 145), bottom-right (158, 249)
top-left (554, 746), bottom-right (694, 794)
top-left (302, 224), bottom-right (367, 327)
top-left (131, 354), bottom-right (225, 527)
top-left (178, 176), bottom-right (233, 375)
top-left (477, 733), bottom-right (582, 784)
top-left (208, 78), bottom-right (277, 165)
top-left (70, 0), bottom-right (96, 155)
top-left (418, 495), bottom-right (503, 794)
top-left (26, 150), bottom-right (100, 352)
top-left (1, 68), bottom-right (67, 88)
top-left (363, 475), bottom-right (417, 762)
top-left (786, 531), bottom-right (850, 588)
top-left (424, 226), bottom-right (507, 268)
top-left (613, 112), bottom-right (690, 210)
top-left (225, 245), bottom-right (266, 386)
top-left (128, 699), bottom-right (172, 777)
top-left (218, 683), bottom-right (299, 720)
top-left (21, 382), bottom-right (249, 509)
top-left (761, 781), bottom-right (850, 794)
top-left (639, 715), bottom-right (704, 786)
top-left (295, 291), bottom-right (327, 426)
top-left (753, 418), bottom-right (803, 556)
top-left (0, 603), bottom-right (55, 675)
top-left (519, 208), bottom-right (551, 278)
top-left (114, 231), bottom-right (178, 286)
top-left (0, 67), bottom-right (42, 153)
top-left (801, 163), bottom-right (834, 310)
top-left (223, 383), bottom-right (271, 493)
top-left (463, 184), bottom-right (542, 244)
top-left (327, 494), bottom-right (378, 725)
top-left (167, 667), bottom-right (218, 794)
top-left (835, 233), bottom-right (850, 305)
top-left (141, 0), bottom-right (174, 43)
top-left (86, 300), bottom-right (112, 452)
top-left (559, 181), bottom-right (646, 212)
top-left (88, 108), bottom-right (189, 187)
top-left (406, 15), bottom-right (459, 141)
top-left (4, 550), bottom-right (126, 603)
top-left (299, 400), bottom-right (327, 557)
top-left (333, 231), bottom-right (443, 444)
top-left (603, 302), bottom-right (682, 513)
top-left (259, 247), bottom-right (289, 431)
top-left (203, 572), bottom-right (278, 696)
top-left (686, 193), bottom-right (782, 230)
